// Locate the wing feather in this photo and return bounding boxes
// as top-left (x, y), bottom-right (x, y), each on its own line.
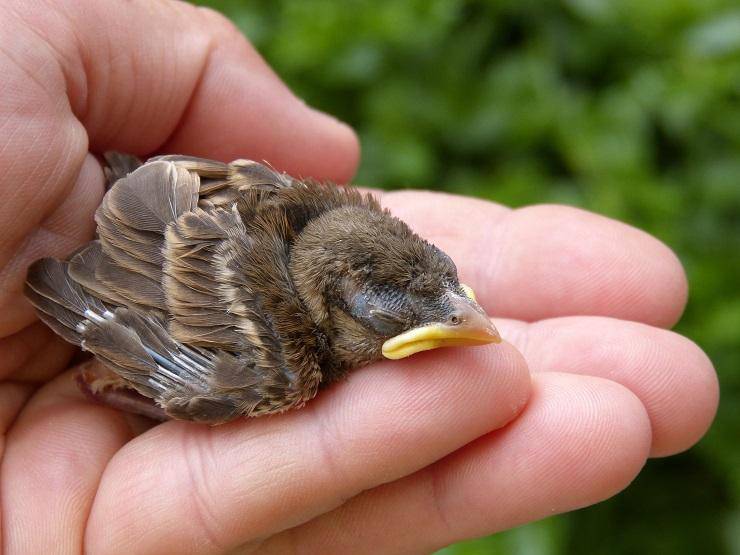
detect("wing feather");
top-left (103, 152), bottom-right (143, 187)
top-left (25, 154), bottom-right (319, 423)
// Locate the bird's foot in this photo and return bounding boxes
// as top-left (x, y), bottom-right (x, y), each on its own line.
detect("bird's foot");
top-left (76, 360), bottom-right (169, 422)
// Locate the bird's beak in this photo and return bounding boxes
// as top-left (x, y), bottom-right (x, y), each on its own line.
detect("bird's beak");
top-left (381, 284), bottom-right (501, 360)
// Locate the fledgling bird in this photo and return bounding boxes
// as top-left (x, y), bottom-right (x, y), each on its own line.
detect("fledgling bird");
top-left (25, 154), bottom-right (501, 424)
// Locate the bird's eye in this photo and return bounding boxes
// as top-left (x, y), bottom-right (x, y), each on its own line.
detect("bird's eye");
top-left (449, 315), bottom-right (461, 325)
top-left (342, 283), bottom-right (409, 336)
top-left (368, 307), bottom-right (407, 336)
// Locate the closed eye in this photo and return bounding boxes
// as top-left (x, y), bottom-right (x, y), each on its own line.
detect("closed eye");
top-left (368, 307), bottom-right (407, 336)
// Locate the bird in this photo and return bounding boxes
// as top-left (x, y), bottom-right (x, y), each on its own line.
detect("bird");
top-left (24, 153), bottom-right (501, 424)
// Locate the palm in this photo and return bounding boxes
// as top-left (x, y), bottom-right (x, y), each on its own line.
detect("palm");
top-left (0, 2), bottom-right (717, 554)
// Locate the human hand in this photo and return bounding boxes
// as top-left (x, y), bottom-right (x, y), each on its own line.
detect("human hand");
top-left (0, 1), bottom-right (718, 553)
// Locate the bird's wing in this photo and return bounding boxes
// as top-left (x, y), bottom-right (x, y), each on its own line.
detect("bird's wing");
top-left (25, 258), bottom-right (272, 422)
top-left (97, 154), bottom-right (296, 359)
top-left (90, 154), bottom-right (294, 317)
top-left (151, 154), bottom-right (297, 208)
top-left (103, 151), bottom-right (298, 204)
top-left (27, 255), bottom-right (309, 423)
top-left (162, 203), bottom-right (285, 359)
top-left (26, 155), bottom-right (313, 422)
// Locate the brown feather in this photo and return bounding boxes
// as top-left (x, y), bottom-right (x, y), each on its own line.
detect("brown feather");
top-left (81, 319), bottom-right (158, 379)
top-left (68, 242), bottom-right (140, 307)
top-left (103, 152), bottom-right (142, 186)
top-left (25, 258), bottom-right (107, 320)
top-left (95, 253), bottom-right (166, 309)
top-left (96, 209), bottom-right (164, 266)
top-left (24, 285), bottom-right (84, 345)
top-left (102, 161), bottom-right (199, 233)
top-left (151, 155), bottom-right (231, 179)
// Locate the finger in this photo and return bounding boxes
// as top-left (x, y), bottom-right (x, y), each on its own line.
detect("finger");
top-left (497, 316), bottom-right (718, 457)
top-left (160, 6), bottom-right (359, 178)
top-left (0, 322), bottom-right (76, 382)
top-left (263, 373), bottom-right (651, 555)
top-left (6, 0), bottom-right (359, 178)
top-left (1, 0), bottom-right (359, 335)
top-left (0, 381), bottom-right (34, 454)
top-left (85, 343), bottom-right (530, 555)
top-left (382, 192), bottom-right (688, 328)
top-left (0, 365), bottom-right (135, 554)
top-left (0, 381), bottom-right (34, 544)
top-left (0, 151), bottom-right (102, 336)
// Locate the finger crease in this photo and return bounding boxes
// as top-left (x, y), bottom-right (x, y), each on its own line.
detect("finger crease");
top-left (310, 410), bottom-right (355, 507)
top-left (180, 427), bottom-right (228, 553)
top-left (428, 464), bottom-right (454, 539)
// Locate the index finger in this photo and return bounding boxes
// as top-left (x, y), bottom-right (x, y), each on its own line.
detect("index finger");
top-left (381, 191), bottom-right (688, 327)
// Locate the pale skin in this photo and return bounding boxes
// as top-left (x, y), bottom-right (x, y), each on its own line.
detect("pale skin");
top-left (0, 1), bottom-right (720, 553)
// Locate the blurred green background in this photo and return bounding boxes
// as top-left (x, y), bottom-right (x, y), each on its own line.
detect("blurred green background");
top-left (194, 1), bottom-right (739, 553)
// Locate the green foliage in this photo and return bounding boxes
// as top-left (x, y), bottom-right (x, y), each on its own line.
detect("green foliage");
top-left (195, 1), bottom-right (739, 553)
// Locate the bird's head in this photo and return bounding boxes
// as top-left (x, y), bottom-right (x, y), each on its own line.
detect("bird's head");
top-left (289, 204), bottom-right (501, 368)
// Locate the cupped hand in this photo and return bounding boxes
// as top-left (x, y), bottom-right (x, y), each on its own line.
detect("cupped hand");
top-left (0, 1), bottom-right (718, 554)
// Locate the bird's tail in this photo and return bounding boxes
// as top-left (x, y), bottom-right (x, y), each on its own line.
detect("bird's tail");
top-left (24, 257), bottom-right (106, 346)
top-left (25, 256), bottom-right (220, 402)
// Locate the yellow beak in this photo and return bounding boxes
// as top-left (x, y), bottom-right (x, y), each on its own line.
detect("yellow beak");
top-left (381, 285), bottom-right (501, 360)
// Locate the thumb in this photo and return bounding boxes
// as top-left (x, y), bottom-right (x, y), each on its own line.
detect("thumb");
top-left (0, 0), bottom-right (359, 335)
top-left (25, 0), bottom-right (360, 180)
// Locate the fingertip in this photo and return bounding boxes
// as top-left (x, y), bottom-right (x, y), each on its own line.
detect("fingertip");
top-left (649, 336), bottom-right (719, 457)
top-left (160, 39), bottom-right (361, 183)
top-left (497, 204), bottom-right (689, 327)
top-left (509, 316), bottom-right (718, 458)
top-left (617, 226), bottom-right (688, 329)
top-left (486, 341), bottom-right (532, 424)
top-left (651, 244), bottom-right (689, 328)
top-left (526, 373), bottom-right (651, 506)
top-left (359, 340), bottom-right (531, 429)
top-left (410, 372), bottom-right (652, 540)
top-left (300, 107), bottom-right (361, 183)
